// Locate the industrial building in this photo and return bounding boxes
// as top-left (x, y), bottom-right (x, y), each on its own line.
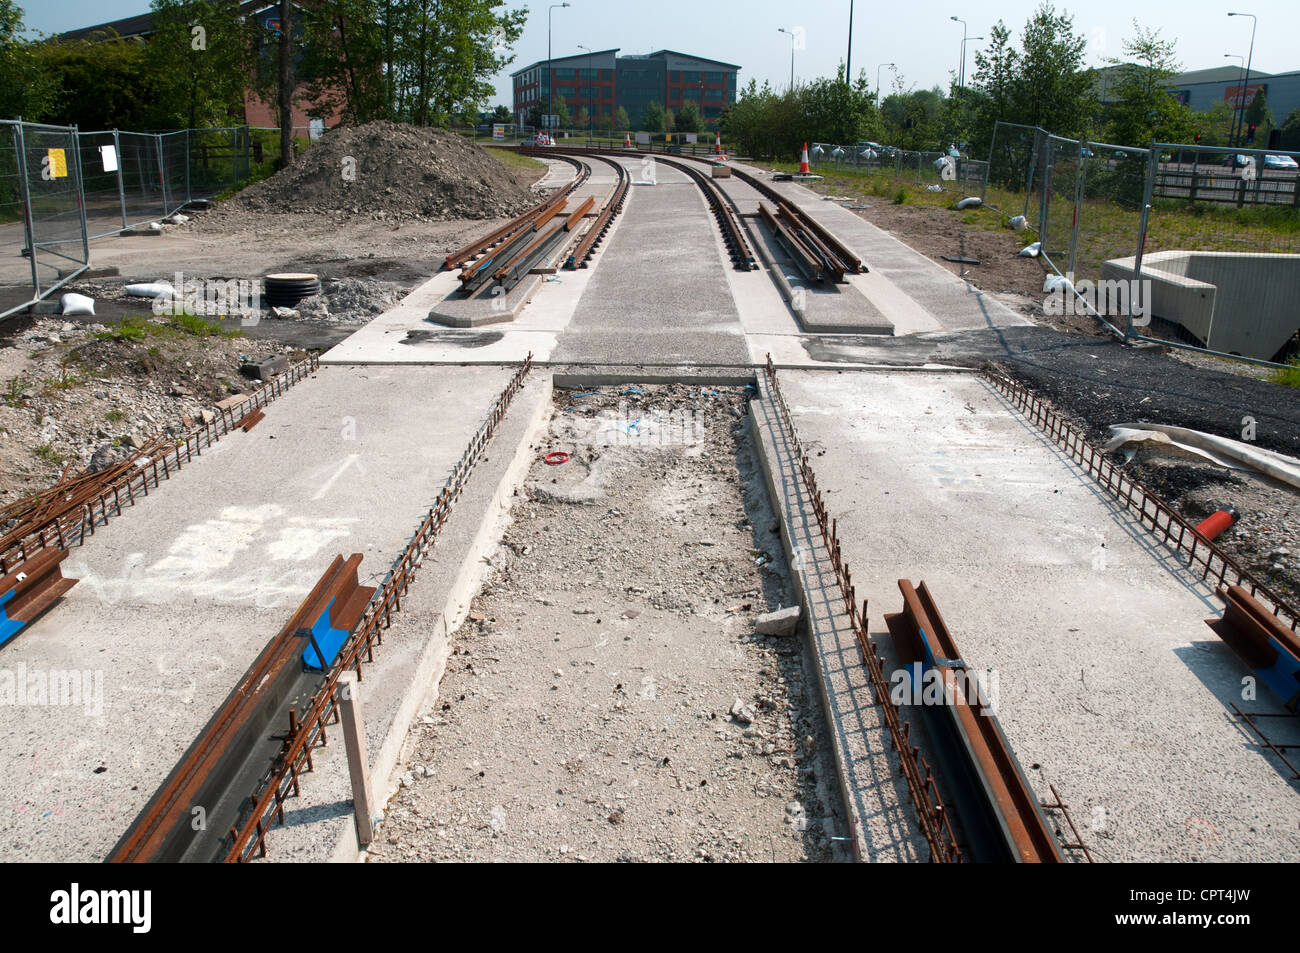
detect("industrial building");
top-left (511, 49), bottom-right (740, 130)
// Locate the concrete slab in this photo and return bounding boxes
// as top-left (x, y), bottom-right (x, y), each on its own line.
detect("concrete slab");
top-left (777, 369), bottom-right (1300, 861)
top-left (0, 364), bottom-right (519, 861)
top-left (551, 161), bottom-right (749, 366)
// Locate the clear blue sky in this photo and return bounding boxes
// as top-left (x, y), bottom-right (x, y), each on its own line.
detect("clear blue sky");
top-left (24, 0), bottom-right (1298, 107)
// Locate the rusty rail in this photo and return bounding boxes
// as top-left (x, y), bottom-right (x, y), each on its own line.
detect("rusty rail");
top-left (1207, 585), bottom-right (1300, 715)
top-left (441, 153), bottom-right (590, 272)
top-left (884, 578), bottom-right (1064, 863)
top-left (224, 355), bottom-right (534, 861)
top-left (109, 554), bottom-right (376, 863)
top-left (561, 154), bottom-right (629, 269)
top-left (0, 354), bottom-right (320, 575)
top-left (761, 355), bottom-right (963, 862)
top-left (984, 368), bottom-right (1299, 633)
top-left (0, 548), bottom-right (78, 648)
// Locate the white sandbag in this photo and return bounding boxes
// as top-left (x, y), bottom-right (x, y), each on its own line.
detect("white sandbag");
top-left (124, 282), bottom-right (174, 298)
top-left (1008, 215), bottom-right (1028, 231)
top-left (60, 293), bottom-right (95, 315)
top-left (1017, 241), bottom-right (1041, 257)
top-left (955, 197), bottom-right (982, 209)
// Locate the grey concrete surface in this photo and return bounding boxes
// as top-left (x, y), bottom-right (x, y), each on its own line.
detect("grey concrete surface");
top-left (776, 368), bottom-right (1300, 862)
top-left (0, 364), bottom-right (517, 861)
top-left (550, 162), bottom-right (750, 366)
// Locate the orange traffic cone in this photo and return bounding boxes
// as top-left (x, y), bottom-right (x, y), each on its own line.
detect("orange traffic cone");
top-left (715, 133), bottom-right (722, 155)
top-left (799, 143), bottom-right (811, 174)
top-left (624, 132), bottom-right (632, 148)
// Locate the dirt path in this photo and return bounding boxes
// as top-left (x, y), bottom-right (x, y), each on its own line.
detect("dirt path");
top-left (367, 385), bottom-right (845, 862)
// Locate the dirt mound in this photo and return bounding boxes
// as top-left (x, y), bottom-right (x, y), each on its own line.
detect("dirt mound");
top-left (226, 121), bottom-right (536, 221)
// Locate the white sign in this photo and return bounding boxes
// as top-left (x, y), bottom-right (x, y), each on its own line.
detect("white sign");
top-left (309, 118), bottom-right (325, 141)
top-left (635, 132), bottom-right (650, 145)
top-left (99, 145), bottom-right (118, 173)
top-left (685, 133), bottom-right (698, 144)
top-left (492, 124), bottom-right (506, 141)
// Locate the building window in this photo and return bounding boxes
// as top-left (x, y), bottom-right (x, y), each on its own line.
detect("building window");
top-left (705, 71), bottom-right (723, 82)
top-left (682, 70), bottom-right (700, 83)
top-left (705, 88), bottom-right (722, 100)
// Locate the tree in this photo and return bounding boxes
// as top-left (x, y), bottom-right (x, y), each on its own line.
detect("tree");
top-left (549, 95), bottom-right (570, 130)
top-left (276, 0), bottom-right (294, 168)
top-left (1278, 108), bottom-right (1300, 152)
top-left (1103, 22), bottom-right (1194, 147)
top-left (491, 104), bottom-right (511, 122)
top-left (675, 100), bottom-right (702, 133)
top-left (30, 38), bottom-right (169, 128)
top-left (0, 0), bottom-right (55, 120)
top-left (614, 106), bottom-right (629, 132)
top-left (801, 67), bottom-right (879, 146)
top-left (149, 0), bottom-right (252, 130)
top-left (596, 111), bottom-right (613, 136)
top-left (1244, 88), bottom-right (1272, 144)
top-left (641, 100), bottom-right (665, 133)
top-left (575, 105), bottom-right (589, 130)
top-left (297, 0), bottom-right (388, 123)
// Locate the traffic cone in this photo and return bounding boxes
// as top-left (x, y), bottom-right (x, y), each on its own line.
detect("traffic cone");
top-left (799, 142), bottom-right (811, 174)
top-left (715, 133), bottom-right (722, 156)
top-left (624, 132), bottom-right (631, 149)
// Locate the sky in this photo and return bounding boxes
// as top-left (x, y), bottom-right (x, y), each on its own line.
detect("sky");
top-left (24, 0), bottom-right (1300, 107)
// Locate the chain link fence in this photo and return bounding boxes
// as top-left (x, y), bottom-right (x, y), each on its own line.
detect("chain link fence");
top-left (986, 120), bottom-right (1300, 366)
top-left (806, 141), bottom-right (989, 197)
top-left (0, 120), bottom-right (89, 319)
top-left (2, 123), bottom-right (299, 319)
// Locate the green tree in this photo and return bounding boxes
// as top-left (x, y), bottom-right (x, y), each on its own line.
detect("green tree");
top-left (0, 1), bottom-right (55, 120)
top-left (675, 99), bottom-right (702, 133)
top-left (491, 104), bottom-right (511, 122)
top-left (1103, 22), bottom-right (1194, 147)
top-left (801, 67), bottom-right (879, 146)
top-left (149, 0), bottom-right (252, 129)
top-left (641, 100), bottom-right (665, 133)
top-left (30, 38), bottom-right (167, 128)
top-left (614, 105), bottom-right (629, 132)
top-left (1278, 108), bottom-right (1300, 151)
top-left (1244, 89), bottom-right (1272, 144)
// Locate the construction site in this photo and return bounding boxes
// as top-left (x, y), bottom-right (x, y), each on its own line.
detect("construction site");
top-left (1, 111), bottom-right (1298, 884)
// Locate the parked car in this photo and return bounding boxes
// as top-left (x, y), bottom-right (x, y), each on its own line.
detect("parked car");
top-left (1263, 154), bottom-right (1299, 170)
top-left (1221, 154), bottom-right (1256, 169)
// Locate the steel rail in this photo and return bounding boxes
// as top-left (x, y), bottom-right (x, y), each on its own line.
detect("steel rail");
top-left (108, 555), bottom-right (374, 863)
top-left (441, 153), bottom-right (590, 272)
top-left (983, 368), bottom-right (1299, 633)
top-left (759, 202), bottom-right (825, 281)
top-left (884, 579), bottom-right (1064, 863)
top-left (776, 202), bottom-right (847, 283)
top-left (225, 355), bottom-right (534, 861)
top-left (0, 354), bottom-right (320, 575)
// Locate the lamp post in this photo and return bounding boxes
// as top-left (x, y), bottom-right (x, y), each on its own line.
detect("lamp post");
top-left (950, 16), bottom-right (967, 91)
top-left (876, 62), bottom-right (895, 104)
top-left (1224, 53), bottom-right (1245, 146)
top-left (577, 43), bottom-right (591, 142)
top-left (1228, 12), bottom-right (1257, 149)
top-left (778, 27), bottom-right (796, 93)
top-left (961, 36), bottom-right (983, 92)
top-left (546, 2), bottom-right (570, 137)
top-left (846, 0), bottom-right (854, 85)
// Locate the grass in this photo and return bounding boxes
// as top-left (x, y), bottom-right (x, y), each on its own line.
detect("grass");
top-left (42, 369), bottom-right (80, 392)
top-left (1272, 357), bottom-right (1300, 389)
top-left (106, 409), bottom-right (127, 424)
top-left (3, 375), bottom-right (30, 408)
top-left (33, 443), bottom-right (65, 464)
top-left (96, 313), bottom-right (245, 344)
top-left (488, 149), bottom-right (548, 177)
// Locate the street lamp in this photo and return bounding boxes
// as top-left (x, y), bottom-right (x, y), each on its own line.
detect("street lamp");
top-left (876, 62), bottom-right (895, 104)
top-left (1224, 53), bottom-right (1245, 145)
top-left (546, 2), bottom-right (570, 137)
top-left (1228, 12), bottom-right (1257, 148)
top-left (778, 27), bottom-right (796, 93)
top-left (577, 43), bottom-right (591, 142)
top-left (950, 16), bottom-right (967, 90)
top-left (845, 0), bottom-right (854, 85)
top-left (961, 36), bottom-right (983, 92)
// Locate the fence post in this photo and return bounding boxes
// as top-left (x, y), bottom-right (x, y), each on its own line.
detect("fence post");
top-left (1127, 142), bottom-right (1161, 344)
top-left (1069, 139), bottom-right (1086, 278)
top-left (1037, 139), bottom-right (1052, 244)
top-left (13, 119), bottom-right (39, 297)
top-left (185, 129), bottom-right (191, 206)
top-left (71, 125), bottom-right (90, 269)
top-left (113, 130), bottom-right (127, 231)
top-left (337, 672), bottom-right (374, 847)
top-left (155, 133), bottom-right (168, 218)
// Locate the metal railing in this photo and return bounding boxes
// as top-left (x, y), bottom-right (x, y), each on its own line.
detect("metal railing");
top-left (806, 141), bottom-right (990, 196)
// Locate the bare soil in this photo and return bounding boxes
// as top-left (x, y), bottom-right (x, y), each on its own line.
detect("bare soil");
top-left (367, 385), bottom-right (846, 863)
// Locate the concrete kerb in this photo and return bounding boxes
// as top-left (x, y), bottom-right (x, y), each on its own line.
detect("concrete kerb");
top-left (323, 372), bottom-right (555, 861)
top-left (746, 382), bottom-right (927, 863)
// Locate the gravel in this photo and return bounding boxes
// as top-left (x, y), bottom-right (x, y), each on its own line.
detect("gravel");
top-left (366, 385), bottom-right (846, 863)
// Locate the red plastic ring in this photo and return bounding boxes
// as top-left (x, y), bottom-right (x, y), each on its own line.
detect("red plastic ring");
top-left (544, 451), bottom-right (570, 466)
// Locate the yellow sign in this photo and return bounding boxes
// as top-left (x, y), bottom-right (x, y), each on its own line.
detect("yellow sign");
top-left (46, 148), bottom-right (68, 179)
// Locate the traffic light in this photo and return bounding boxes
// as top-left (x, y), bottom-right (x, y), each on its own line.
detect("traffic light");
top-left (1194, 132), bottom-right (1202, 144)
top-left (1247, 124), bottom-right (1257, 144)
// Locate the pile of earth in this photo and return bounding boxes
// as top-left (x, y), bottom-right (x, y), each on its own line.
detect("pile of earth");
top-left (223, 121), bottom-right (536, 221)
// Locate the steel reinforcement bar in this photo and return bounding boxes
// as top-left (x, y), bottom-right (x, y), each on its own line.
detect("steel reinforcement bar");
top-left (225, 354), bottom-right (534, 862)
top-left (984, 368), bottom-right (1299, 633)
top-left (761, 355), bottom-right (963, 862)
top-left (0, 354), bottom-right (320, 574)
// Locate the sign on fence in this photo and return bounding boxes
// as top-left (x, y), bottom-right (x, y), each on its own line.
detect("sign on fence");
top-left (99, 145), bottom-right (118, 172)
top-left (635, 132), bottom-right (650, 145)
top-left (308, 119), bottom-right (324, 141)
top-left (492, 124), bottom-right (505, 141)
